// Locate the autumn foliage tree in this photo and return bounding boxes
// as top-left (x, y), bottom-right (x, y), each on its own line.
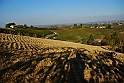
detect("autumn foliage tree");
top-left (103, 32), bottom-right (121, 51)
top-left (116, 33), bottom-right (124, 53)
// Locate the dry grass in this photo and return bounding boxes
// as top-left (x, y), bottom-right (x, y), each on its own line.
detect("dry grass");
top-left (0, 33), bottom-right (124, 83)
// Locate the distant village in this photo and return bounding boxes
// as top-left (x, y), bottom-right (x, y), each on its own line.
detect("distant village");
top-left (5, 20), bottom-right (124, 29)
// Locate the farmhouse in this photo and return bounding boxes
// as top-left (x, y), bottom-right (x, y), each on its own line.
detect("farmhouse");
top-left (91, 26), bottom-right (106, 29)
top-left (99, 26), bottom-right (106, 29)
top-left (94, 38), bottom-right (102, 43)
top-left (10, 24), bottom-right (23, 28)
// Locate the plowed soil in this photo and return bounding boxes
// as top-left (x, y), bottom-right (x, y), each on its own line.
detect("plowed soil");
top-left (0, 33), bottom-right (124, 83)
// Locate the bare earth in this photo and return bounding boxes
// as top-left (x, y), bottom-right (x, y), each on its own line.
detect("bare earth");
top-left (0, 33), bottom-right (124, 83)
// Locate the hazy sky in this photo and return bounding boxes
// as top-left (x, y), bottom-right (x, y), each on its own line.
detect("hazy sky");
top-left (0, 0), bottom-right (124, 27)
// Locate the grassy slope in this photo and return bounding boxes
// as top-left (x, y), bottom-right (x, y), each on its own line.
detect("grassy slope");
top-left (52, 28), bottom-right (115, 43)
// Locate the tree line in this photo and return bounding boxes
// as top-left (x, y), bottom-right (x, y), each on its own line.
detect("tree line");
top-left (81, 32), bottom-right (124, 53)
top-left (5, 22), bottom-right (35, 29)
top-left (73, 23), bottom-right (112, 29)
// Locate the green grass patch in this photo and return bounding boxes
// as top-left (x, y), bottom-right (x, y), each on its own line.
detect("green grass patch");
top-left (52, 28), bottom-right (117, 43)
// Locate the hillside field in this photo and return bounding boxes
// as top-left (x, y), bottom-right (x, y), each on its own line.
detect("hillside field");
top-left (52, 28), bottom-right (115, 42)
top-left (1, 26), bottom-right (124, 43)
top-left (0, 33), bottom-right (124, 83)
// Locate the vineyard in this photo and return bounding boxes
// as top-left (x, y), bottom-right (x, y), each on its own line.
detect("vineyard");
top-left (0, 28), bottom-right (54, 38)
top-left (0, 33), bottom-right (124, 83)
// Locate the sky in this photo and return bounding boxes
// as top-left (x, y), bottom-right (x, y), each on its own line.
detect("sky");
top-left (0, 0), bottom-right (124, 27)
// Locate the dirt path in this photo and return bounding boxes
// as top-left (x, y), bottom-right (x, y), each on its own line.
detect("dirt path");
top-left (0, 33), bottom-right (124, 83)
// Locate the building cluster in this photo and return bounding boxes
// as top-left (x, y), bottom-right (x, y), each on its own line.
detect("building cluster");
top-left (91, 26), bottom-right (106, 29)
top-left (10, 24), bottom-right (23, 28)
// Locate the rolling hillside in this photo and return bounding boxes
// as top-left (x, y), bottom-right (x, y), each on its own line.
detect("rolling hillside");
top-left (0, 33), bottom-right (124, 83)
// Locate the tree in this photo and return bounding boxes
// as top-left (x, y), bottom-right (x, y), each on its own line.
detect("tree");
top-left (73, 24), bottom-right (78, 28)
top-left (5, 24), bottom-right (10, 28)
top-left (94, 24), bottom-right (98, 28)
top-left (81, 37), bottom-right (88, 44)
top-left (79, 23), bottom-right (83, 28)
top-left (117, 33), bottom-right (124, 53)
top-left (87, 34), bottom-right (94, 45)
top-left (30, 25), bottom-right (33, 28)
top-left (104, 34), bottom-right (111, 45)
top-left (5, 22), bottom-right (16, 28)
top-left (111, 32), bottom-right (120, 45)
top-left (24, 24), bottom-right (27, 29)
top-left (103, 32), bottom-right (120, 50)
top-left (106, 24), bottom-right (111, 29)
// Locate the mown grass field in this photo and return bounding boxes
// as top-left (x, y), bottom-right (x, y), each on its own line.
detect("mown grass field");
top-left (52, 28), bottom-right (119, 43)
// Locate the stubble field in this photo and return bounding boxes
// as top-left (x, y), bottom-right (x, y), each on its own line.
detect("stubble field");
top-left (0, 33), bottom-right (124, 83)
